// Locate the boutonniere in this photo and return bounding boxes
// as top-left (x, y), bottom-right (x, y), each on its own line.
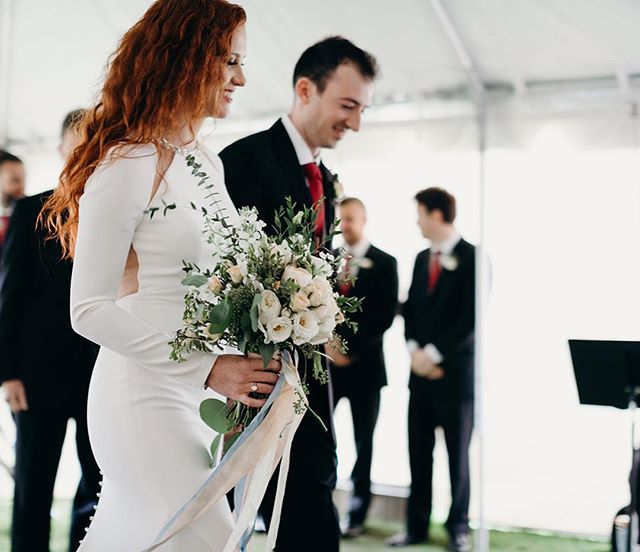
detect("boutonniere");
top-left (440, 254), bottom-right (458, 271)
top-left (356, 257), bottom-right (374, 269)
top-left (330, 173), bottom-right (345, 201)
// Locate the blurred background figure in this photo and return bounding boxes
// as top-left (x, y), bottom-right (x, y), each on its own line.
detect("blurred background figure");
top-left (0, 151), bottom-right (26, 255)
top-left (329, 197), bottom-right (398, 538)
top-left (0, 110), bottom-right (100, 552)
top-left (387, 188), bottom-right (475, 552)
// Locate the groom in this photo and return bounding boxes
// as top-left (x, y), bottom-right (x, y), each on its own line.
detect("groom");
top-left (220, 36), bottom-right (378, 552)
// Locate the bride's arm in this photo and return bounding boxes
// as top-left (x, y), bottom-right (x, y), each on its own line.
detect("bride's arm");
top-left (70, 149), bottom-right (215, 389)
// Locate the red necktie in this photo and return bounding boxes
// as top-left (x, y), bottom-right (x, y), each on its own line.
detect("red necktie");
top-left (302, 163), bottom-right (325, 237)
top-left (0, 216), bottom-right (9, 245)
top-left (427, 251), bottom-right (441, 293)
top-left (338, 259), bottom-right (352, 296)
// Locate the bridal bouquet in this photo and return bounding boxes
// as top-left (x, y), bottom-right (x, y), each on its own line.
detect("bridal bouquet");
top-left (169, 199), bottom-right (360, 458)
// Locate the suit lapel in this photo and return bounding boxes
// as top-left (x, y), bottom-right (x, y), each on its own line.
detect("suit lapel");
top-left (268, 119), bottom-right (311, 208)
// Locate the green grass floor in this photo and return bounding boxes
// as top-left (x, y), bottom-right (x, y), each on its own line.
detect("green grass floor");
top-left (1, 500), bottom-right (608, 552)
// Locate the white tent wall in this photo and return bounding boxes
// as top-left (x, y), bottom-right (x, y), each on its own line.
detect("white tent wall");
top-left (2, 104), bottom-right (639, 537)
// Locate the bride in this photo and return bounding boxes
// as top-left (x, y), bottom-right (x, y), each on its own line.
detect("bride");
top-left (42, 1), bottom-right (281, 550)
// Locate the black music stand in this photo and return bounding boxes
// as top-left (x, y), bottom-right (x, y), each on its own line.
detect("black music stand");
top-left (570, 340), bottom-right (640, 552)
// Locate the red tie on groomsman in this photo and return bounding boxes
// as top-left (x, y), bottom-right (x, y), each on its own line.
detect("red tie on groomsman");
top-left (0, 215), bottom-right (10, 246)
top-left (302, 162), bottom-right (325, 238)
top-left (427, 250), bottom-right (442, 294)
top-left (338, 258), bottom-right (352, 296)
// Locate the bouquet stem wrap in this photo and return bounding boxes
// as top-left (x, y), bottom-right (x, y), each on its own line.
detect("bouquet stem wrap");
top-left (142, 349), bottom-right (305, 552)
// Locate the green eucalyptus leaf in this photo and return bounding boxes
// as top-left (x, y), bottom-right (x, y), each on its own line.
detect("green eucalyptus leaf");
top-left (209, 433), bottom-right (222, 461)
top-left (258, 341), bottom-right (275, 370)
top-left (250, 294), bottom-right (261, 332)
top-left (223, 432), bottom-right (240, 454)
top-left (208, 297), bottom-right (233, 334)
top-left (181, 274), bottom-right (208, 287)
top-left (199, 398), bottom-right (232, 433)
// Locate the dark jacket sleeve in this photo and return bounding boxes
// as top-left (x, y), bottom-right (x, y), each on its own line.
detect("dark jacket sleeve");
top-left (432, 253), bottom-right (475, 360)
top-left (347, 255), bottom-right (398, 354)
top-left (402, 252), bottom-right (422, 342)
top-left (219, 139), bottom-right (264, 213)
top-left (0, 200), bottom-right (34, 382)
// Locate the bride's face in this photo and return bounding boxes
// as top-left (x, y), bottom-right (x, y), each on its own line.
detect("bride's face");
top-left (212, 24), bottom-right (247, 119)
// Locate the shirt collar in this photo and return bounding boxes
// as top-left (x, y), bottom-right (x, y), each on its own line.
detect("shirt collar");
top-left (281, 115), bottom-right (321, 166)
top-left (432, 231), bottom-right (461, 256)
top-left (344, 237), bottom-right (370, 260)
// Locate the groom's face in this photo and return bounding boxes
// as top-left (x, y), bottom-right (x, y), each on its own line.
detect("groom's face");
top-left (417, 203), bottom-right (440, 240)
top-left (303, 63), bottom-right (374, 149)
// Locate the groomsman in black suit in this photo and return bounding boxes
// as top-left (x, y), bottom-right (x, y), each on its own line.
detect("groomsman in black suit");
top-left (0, 111), bottom-right (100, 552)
top-left (220, 37), bottom-right (378, 552)
top-left (387, 188), bottom-right (475, 552)
top-left (0, 151), bottom-right (26, 257)
top-left (328, 197), bottom-right (398, 538)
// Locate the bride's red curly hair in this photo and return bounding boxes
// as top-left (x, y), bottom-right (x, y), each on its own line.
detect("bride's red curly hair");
top-left (42, 0), bottom-right (246, 258)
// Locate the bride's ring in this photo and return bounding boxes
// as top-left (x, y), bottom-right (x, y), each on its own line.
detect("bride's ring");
top-left (251, 383), bottom-right (258, 392)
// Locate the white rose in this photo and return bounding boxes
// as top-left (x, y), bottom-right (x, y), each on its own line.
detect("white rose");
top-left (258, 290), bottom-right (281, 324)
top-left (311, 298), bottom-right (340, 323)
top-left (282, 266), bottom-right (313, 289)
top-left (310, 255), bottom-right (332, 278)
top-left (335, 309), bottom-right (346, 325)
top-left (304, 276), bottom-right (333, 307)
top-left (310, 317), bottom-right (337, 345)
top-left (228, 265), bottom-right (243, 284)
top-left (207, 275), bottom-right (222, 293)
top-left (290, 290), bottom-right (311, 312)
top-left (265, 317), bottom-right (293, 343)
top-left (270, 242), bottom-right (293, 264)
top-left (292, 311), bottom-right (319, 345)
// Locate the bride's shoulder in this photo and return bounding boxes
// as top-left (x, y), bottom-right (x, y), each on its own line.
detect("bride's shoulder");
top-left (89, 143), bottom-right (158, 184)
top-left (85, 143), bottom-right (159, 202)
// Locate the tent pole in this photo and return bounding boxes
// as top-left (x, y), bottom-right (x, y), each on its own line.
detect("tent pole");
top-left (0, 0), bottom-right (15, 147)
top-left (430, 2), bottom-right (489, 551)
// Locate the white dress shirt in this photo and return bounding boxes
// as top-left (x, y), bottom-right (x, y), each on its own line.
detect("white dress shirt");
top-left (281, 115), bottom-right (321, 167)
top-left (342, 237), bottom-right (370, 279)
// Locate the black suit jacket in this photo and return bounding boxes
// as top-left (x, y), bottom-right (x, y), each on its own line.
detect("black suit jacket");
top-left (332, 244), bottom-right (398, 391)
top-left (402, 238), bottom-right (475, 399)
top-left (0, 191), bottom-right (98, 411)
top-left (219, 119), bottom-right (336, 236)
top-left (220, 119), bottom-right (338, 437)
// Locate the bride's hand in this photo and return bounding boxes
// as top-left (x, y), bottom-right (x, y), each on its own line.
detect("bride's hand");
top-left (206, 355), bottom-right (281, 408)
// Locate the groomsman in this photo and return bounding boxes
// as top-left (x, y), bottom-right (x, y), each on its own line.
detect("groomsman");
top-left (387, 188), bottom-right (475, 552)
top-left (0, 151), bottom-right (26, 255)
top-left (0, 110), bottom-right (101, 552)
top-left (328, 197), bottom-right (398, 538)
top-left (220, 37), bottom-right (378, 552)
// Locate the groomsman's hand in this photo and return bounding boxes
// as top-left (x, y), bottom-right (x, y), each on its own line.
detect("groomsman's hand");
top-left (410, 350), bottom-right (444, 380)
top-left (2, 379), bottom-right (29, 412)
top-left (324, 343), bottom-right (351, 367)
top-left (425, 366), bottom-right (445, 380)
top-left (206, 355), bottom-right (281, 408)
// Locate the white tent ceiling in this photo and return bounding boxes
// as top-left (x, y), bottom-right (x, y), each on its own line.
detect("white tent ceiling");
top-left (2, 0), bottom-right (640, 146)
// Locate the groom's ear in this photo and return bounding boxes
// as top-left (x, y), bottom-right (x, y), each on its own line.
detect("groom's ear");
top-left (294, 77), bottom-right (316, 105)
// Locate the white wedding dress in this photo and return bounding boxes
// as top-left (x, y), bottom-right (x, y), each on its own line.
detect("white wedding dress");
top-left (71, 143), bottom-right (239, 551)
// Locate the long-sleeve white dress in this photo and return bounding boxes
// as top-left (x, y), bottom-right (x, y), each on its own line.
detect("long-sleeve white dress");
top-left (71, 143), bottom-right (238, 551)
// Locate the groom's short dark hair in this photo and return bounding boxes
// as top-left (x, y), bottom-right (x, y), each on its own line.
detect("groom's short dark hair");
top-left (415, 188), bottom-right (457, 224)
top-left (293, 36), bottom-right (379, 93)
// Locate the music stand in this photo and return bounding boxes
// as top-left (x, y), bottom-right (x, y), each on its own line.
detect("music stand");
top-left (569, 339), bottom-right (640, 552)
